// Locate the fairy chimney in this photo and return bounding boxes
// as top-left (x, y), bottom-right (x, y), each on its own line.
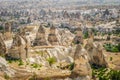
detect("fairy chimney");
top-left (34, 25), bottom-right (47, 46)
top-left (48, 25), bottom-right (59, 45)
top-left (88, 29), bottom-right (94, 42)
top-left (9, 34), bottom-right (28, 59)
top-left (72, 44), bottom-right (92, 79)
top-left (3, 22), bottom-right (12, 40)
top-left (73, 27), bottom-right (83, 44)
top-left (0, 33), bottom-right (7, 55)
top-left (85, 40), bottom-right (107, 67)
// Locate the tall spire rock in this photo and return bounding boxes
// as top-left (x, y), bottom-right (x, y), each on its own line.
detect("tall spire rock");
top-left (88, 29), bottom-right (94, 42)
top-left (34, 25), bottom-right (47, 46)
top-left (0, 33), bottom-right (7, 55)
top-left (48, 24), bottom-right (59, 45)
top-left (9, 34), bottom-right (28, 60)
top-left (72, 44), bottom-right (92, 79)
top-left (73, 27), bottom-right (83, 44)
top-left (85, 40), bottom-right (107, 67)
top-left (3, 22), bottom-right (12, 40)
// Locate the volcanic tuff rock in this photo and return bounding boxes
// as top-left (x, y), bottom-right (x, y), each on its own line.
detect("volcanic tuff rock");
top-left (0, 33), bottom-right (7, 55)
top-left (72, 44), bottom-right (92, 80)
top-left (48, 25), bottom-right (59, 45)
top-left (28, 46), bottom-right (74, 67)
top-left (0, 76), bottom-right (5, 80)
top-left (88, 29), bottom-right (94, 42)
top-left (3, 22), bottom-right (12, 40)
top-left (9, 34), bottom-right (29, 59)
top-left (0, 57), bottom-right (15, 77)
top-left (58, 29), bottom-right (75, 46)
top-left (73, 27), bottom-right (83, 44)
top-left (26, 24), bottom-right (74, 46)
top-left (85, 39), bottom-right (107, 67)
top-left (0, 23), bottom-right (110, 80)
top-left (34, 25), bottom-right (48, 46)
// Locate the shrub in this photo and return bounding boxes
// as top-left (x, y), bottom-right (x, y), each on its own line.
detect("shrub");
top-left (31, 63), bottom-right (42, 69)
top-left (84, 31), bottom-right (89, 39)
top-left (4, 74), bottom-right (10, 80)
top-left (117, 43), bottom-right (120, 51)
top-left (44, 78), bottom-right (51, 80)
top-left (7, 59), bottom-right (20, 64)
top-left (103, 43), bottom-right (120, 52)
top-left (92, 67), bottom-right (120, 80)
top-left (47, 57), bottom-right (56, 66)
top-left (69, 63), bottom-right (75, 70)
top-left (35, 51), bottom-right (44, 56)
top-left (110, 70), bottom-right (120, 80)
top-left (18, 60), bottom-right (24, 66)
top-left (0, 26), bottom-right (3, 30)
top-left (110, 57), bottom-right (113, 61)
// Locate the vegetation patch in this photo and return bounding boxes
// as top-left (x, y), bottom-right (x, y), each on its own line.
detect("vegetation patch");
top-left (103, 43), bottom-right (120, 52)
top-left (7, 59), bottom-right (24, 66)
top-left (47, 57), bottom-right (56, 66)
top-left (31, 63), bottom-right (42, 69)
top-left (4, 73), bottom-right (10, 80)
top-left (0, 26), bottom-right (3, 30)
top-left (84, 31), bottom-right (89, 39)
top-left (35, 51), bottom-right (45, 56)
top-left (92, 65), bottom-right (120, 80)
top-left (18, 59), bottom-right (24, 66)
top-left (68, 63), bottom-right (75, 70)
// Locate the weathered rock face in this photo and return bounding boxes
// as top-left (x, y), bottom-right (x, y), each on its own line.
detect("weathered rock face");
top-left (106, 34), bottom-right (111, 41)
top-left (22, 36), bottom-right (30, 58)
top-left (72, 44), bottom-right (92, 80)
top-left (18, 27), bottom-right (30, 58)
top-left (3, 22), bottom-right (12, 40)
top-left (96, 44), bottom-right (107, 66)
top-left (85, 40), bottom-right (107, 67)
top-left (88, 29), bottom-right (94, 41)
top-left (0, 76), bottom-right (5, 80)
top-left (73, 28), bottom-right (83, 44)
top-left (9, 35), bottom-right (28, 59)
top-left (63, 11), bottom-right (70, 18)
top-left (0, 33), bottom-right (7, 55)
top-left (48, 25), bottom-right (59, 45)
top-left (0, 56), bottom-right (32, 80)
top-left (58, 29), bottom-right (75, 46)
top-left (28, 46), bottom-right (73, 67)
top-left (74, 45), bottom-right (88, 60)
top-left (18, 27), bottom-right (26, 36)
top-left (0, 57), bottom-right (15, 77)
top-left (34, 25), bottom-right (48, 46)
